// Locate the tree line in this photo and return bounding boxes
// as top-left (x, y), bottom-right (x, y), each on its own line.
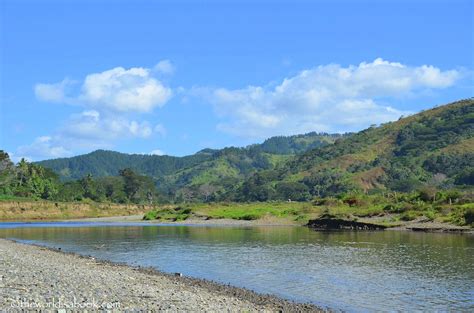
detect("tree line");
top-left (0, 151), bottom-right (160, 204)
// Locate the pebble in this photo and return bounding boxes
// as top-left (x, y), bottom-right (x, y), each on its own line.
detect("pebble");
top-left (0, 239), bottom-right (320, 312)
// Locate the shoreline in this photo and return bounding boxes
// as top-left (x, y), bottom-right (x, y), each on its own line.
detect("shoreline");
top-left (65, 215), bottom-right (474, 233)
top-left (1, 200), bottom-right (471, 233)
top-left (0, 238), bottom-right (321, 311)
top-left (0, 214), bottom-right (472, 233)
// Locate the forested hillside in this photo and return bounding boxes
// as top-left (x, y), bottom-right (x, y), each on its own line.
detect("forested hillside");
top-left (36, 133), bottom-right (341, 200)
top-left (38, 150), bottom-right (214, 181)
top-left (2, 99), bottom-right (473, 206)
top-left (235, 99), bottom-right (474, 201)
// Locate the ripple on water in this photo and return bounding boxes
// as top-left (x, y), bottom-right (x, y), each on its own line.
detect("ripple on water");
top-left (0, 224), bottom-right (473, 311)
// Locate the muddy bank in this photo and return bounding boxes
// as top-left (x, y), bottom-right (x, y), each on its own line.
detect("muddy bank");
top-left (306, 216), bottom-right (473, 233)
top-left (65, 214), bottom-right (300, 226)
top-left (0, 239), bottom-right (321, 312)
top-left (307, 217), bottom-right (387, 230)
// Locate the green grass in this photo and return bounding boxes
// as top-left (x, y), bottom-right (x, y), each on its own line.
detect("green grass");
top-left (143, 206), bottom-right (192, 221)
top-left (0, 195), bottom-right (36, 201)
top-left (143, 192), bottom-right (474, 227)
top-left (143, 202), bottom-right (318, 223)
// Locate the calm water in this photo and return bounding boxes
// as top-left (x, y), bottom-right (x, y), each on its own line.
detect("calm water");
top-left (0, 222), bottom-right (473, 311)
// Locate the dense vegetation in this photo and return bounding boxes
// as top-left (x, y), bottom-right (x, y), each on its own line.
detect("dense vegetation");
top-left (1, 99), bottom-right (473, 226)
top-left (36, 132), bottom-right (341, 199)
top-left (232, 99), bottom-right (474, 202)
top-left (0, 151), bottom-right (160, 204)
top-left (143, 189), bottom-right (474, 226)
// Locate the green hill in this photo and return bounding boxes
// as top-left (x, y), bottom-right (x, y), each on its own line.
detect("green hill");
top-left (37, 132), bottom-right (341, 199)
top-left (36, 99), bottom-right (473, 203)
top-left (236, 99), bottom-right (474, 201)
top-left (36, 150), bottom-right (212, 181)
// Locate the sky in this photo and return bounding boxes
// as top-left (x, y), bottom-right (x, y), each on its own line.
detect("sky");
top-left (0, 0), bottom-right (473, 161)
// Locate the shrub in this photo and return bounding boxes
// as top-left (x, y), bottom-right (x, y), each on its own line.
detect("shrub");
top-left (143, 210), bottom-right (158, 220)
top-left (400, 211), bottom-right (419, 221)
top-left (238, 213), bottom-right (260, 220)
top-left (424, 210), bottom-right (436, 221)
top-left (463, 207), bottom-right (474, 226)
top-left (383, 203), bottom-right (412, 213)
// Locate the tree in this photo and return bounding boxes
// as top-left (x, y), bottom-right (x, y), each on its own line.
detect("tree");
top-left (12, 159), bottom-right (60, 199)
top-left (275, 182), bottom-right (310, 201)
top-left (429, 173), bottom-right (447, 187)
top-left (198, 184), bottom-right (218, 202)
top-left (455, 168), bottom-right (474, 186)
top-left (119, 168), bottom-right (158, 203)
top-left (179, 187), bottom-right (194, 203)
top-left (80, 174), bottom-right (99, 200)
top-left (0, 151), bottom-right (15, 194)
top-left (119, 168), bottom-right (141, 201)
top-left (56, 181), bottom-right (85, 201)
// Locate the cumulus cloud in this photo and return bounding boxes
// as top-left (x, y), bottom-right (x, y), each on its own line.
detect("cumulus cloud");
top-left (27, 62), bottom-right (173, 160)
top-left (62, 110), bottom-right (154, 141)
top-left (17, 136), bottom-right (72, 160)
top-left (205, 58), bottom-right (461, 137)
top-left (35, 63), bottom-right (173, 112)
top-left (35, 79), bottom-right (75, 103)
top-left (154, 59), bottom-right (174, 75)
top-left (16, 111), bottom-right (158, 160)
top-left (81, 67), bottom-right (172, 112)
top-left (150, 149), bottom-right (165, 156)
top-left (26, 58), bottom-right (463, 159)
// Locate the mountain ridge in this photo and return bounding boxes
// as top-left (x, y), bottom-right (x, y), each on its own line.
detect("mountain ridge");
top-left (36, 133), bottom-right (343, 192)
top-left (234, 98), bottom-right (473, 201)
top-left (35, 99), bottom-right (473, 202)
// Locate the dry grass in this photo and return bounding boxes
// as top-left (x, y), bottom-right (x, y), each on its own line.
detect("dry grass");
top-left (0, 200), bottom-right (152, 220)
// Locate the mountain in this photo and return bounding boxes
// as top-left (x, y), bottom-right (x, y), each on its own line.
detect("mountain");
top-left (37, 150), bottom-right (212, 181)
top-left (38, 99), bottom-right (473, 203)
top-left (236, 99), bottom-right (474, 201)
top-left (37, 132), bottom-right (342, 197)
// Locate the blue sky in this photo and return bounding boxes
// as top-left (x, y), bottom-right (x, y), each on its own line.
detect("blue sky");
top-left (1, 0), bottom-right (473, 161)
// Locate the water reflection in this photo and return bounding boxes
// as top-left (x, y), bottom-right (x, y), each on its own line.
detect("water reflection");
top-left (0, 223), bottom-right (473, 311)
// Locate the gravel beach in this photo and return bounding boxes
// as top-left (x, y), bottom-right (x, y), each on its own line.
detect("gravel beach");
top-left (0, 239), bottom-right (321, 312)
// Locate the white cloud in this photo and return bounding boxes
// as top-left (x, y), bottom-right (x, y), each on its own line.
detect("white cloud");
top-left (34, 79), bottom-right (74, 103)
top-left (29, 63), bottom-right (172, 160)
top-left (17, 110), bottom-right (160, 160)
top-left (205, 58), bottom-right (461, 137)
top-left (154, 60), bottom-right (174, 75)
top-left (150, 149), bottom-right (165, 156)
top-left (81, 67), bottom-right (172, 112)
top-left (62, 110), bottom-right (153, 140)
top-left (35, 64), bottom-right (172, 113)
top-left (26, 58), bottom-right (463, 159)
top-left (17, 136), bottom-right (72, 160)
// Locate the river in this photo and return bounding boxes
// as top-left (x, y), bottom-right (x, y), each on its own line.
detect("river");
top-left (0, 222), bottom-right (472, 311)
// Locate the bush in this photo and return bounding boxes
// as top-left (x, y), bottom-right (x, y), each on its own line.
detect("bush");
top-left (400, 211), bottom-right (419, 221)
top-left (463, 207), bottom-right (474, 226)
top-left (424, 210), bottom-right (436, 221)
top-left (312, 197), bottom-right (341, 206)
top-left (417, 186), bottom-right (438, 202)
top-left (238, 213), bottom-right (260, 220)
top-left (383, 203), bottom-right (412, 213)
top-left (143, 210), bottom-right (158, 220)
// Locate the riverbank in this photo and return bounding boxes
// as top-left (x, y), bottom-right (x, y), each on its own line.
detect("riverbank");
top-left (62, 214), bottom-right (474, 233)
top-left (0, 200), bottom-right (149, 221)
top-left (1, 199), bottom-right (472, 233)
top-left (0, 239), bottom-right (320, 311)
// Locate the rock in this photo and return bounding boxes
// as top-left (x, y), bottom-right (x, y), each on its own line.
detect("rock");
top-left (307, 218), bottom-right (387, 230)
